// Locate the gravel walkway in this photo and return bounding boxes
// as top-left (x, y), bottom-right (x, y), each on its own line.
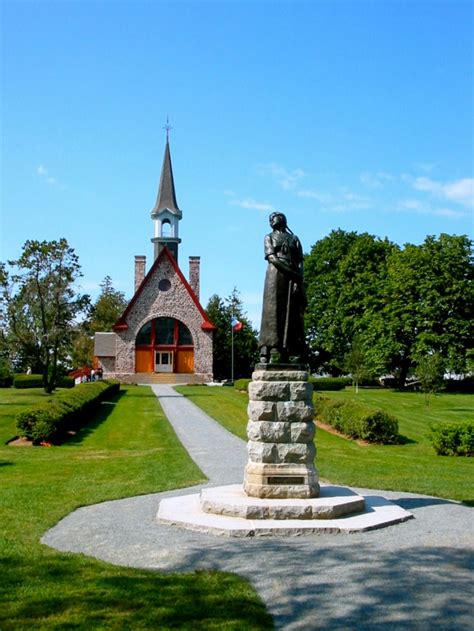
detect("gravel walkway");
top-left (42, 385), bottom-right (474, 630)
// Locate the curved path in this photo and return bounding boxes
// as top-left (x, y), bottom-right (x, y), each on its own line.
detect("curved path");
top-left (42, 385), bottom-right (474, 630)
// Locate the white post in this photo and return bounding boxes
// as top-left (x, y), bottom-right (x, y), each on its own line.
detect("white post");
top-left (231, 318), bottom-right (234, 384)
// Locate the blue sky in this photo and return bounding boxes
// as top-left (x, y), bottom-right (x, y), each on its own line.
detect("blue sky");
top-left (1, 0), bottom-right (473, 327)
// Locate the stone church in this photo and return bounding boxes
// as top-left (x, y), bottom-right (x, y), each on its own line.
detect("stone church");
top-left (94, 137), bottom-right (215, 382)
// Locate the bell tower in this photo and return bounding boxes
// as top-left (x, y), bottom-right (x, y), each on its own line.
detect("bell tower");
top-left (151, 127), bottom-right (182, 261)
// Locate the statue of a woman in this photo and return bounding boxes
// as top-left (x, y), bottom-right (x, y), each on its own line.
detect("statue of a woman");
top-left (258, 212), bottom-right (306, 364)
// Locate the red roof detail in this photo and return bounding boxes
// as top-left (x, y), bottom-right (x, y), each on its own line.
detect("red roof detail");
top-left (113, 246), bottom-right (216, 332)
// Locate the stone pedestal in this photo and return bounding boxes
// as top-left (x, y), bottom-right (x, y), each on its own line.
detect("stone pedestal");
top-left (243, 365), bottom-right (319, 499)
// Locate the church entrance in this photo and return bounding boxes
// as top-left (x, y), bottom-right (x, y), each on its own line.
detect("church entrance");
top-left (135, 317), bottom-right (194, 374)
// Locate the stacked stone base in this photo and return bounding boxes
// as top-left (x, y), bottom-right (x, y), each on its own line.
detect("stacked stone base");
top-left (244, 365), bottom-right (319, 499)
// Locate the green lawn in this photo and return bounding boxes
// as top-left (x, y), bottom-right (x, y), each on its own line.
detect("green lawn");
top-left (0, 385), bottom-right (274, 630)
top-left (176, 385), bottom-right (474, 504)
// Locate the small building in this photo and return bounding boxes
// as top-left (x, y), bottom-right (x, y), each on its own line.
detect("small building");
top-left (94, 136), bottom-right (215, 382)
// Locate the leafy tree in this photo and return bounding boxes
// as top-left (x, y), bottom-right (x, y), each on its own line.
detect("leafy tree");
top-left (304, 229), bottom-right (396, 375)
top-left (416, 352), bottom-right (445, 405)
top-left (0, 239), bottom-right (90, 393)
top-left (304, 230), bottom-right (472, 386)
top-left (369, 234), bottom-right (473, 385)
top-left (71, 276), bottom-right (128, 368)
top-left (206, 288), bottom-right (259, 381)
top-left (344, 334), bottom-right (373, 393)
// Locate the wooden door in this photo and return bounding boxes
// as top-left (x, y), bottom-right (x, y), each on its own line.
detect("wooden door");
top-left (135, 349), bottom-right (153, 372)
top-left (177, 350), bottom-right (194, 374)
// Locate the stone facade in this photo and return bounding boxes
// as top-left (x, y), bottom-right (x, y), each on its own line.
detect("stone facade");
top-left (244, 365), bottom-right (319, 499)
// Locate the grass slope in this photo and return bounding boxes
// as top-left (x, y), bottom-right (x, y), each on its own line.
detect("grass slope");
top-left (176, 386), bottom-right (474, 504)
top-left (0, 385), bottom-right (274, 630)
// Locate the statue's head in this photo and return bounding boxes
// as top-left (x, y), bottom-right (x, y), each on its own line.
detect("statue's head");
top-left (269, 212), bottom-right (287, 229)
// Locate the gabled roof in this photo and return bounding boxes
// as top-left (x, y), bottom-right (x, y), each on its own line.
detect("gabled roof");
top-left (150, 140), bottom-right (182, 218)
top-left (113, 246), bottom-right (216, 332)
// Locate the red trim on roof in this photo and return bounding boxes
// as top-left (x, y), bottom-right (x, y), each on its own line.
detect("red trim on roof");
top-left (113, 246), bottom-right (216, 332)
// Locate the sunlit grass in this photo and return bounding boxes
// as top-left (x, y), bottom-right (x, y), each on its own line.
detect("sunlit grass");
top-left (0, 385), bottom-right (274, 630)
top-left (176, 385), bottom-right (474, 503)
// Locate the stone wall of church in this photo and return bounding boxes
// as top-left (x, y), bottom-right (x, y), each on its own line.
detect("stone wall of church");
top-left (113, 255), bottom-right (213, 380)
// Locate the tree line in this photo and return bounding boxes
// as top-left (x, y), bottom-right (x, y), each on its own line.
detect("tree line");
top-left (1, 230), bottom-right (472, 391)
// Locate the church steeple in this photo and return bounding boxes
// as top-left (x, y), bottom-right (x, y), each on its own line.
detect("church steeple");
top-left (151, 132), bottom-right (182, 261)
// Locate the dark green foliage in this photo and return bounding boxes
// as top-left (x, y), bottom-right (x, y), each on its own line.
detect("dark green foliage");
top-left (1, 239), bottom-right (90, 393)
top-left (57, 376), bottom-right (75, 388)
top-left (314, 394), bottom-right (400, 444)
top-left (0, 358), bottom-right (13, 387)
top-left (16, 380), bottom-right (119, 443)
top-left (14, 374), bottom-right (44, 389)
top-left (304, 231), bottom-right (473, 386)
top-left (234, 378), bottom-right (251, 392)
top-left (310, 377), bottom-right (351, 391)
top-left (444, 377), bottom-right (474, 393)
top-left (429, 421), bottom-right (474, 456)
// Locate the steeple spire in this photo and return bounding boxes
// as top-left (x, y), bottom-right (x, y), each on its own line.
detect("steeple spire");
top-left (151, 134), bottom-right (181, 217)
top-left (151, 128), bottom-right (183, 261)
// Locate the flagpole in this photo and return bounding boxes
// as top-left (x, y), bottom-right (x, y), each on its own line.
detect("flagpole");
top-left (231, 315), bottom-right (234, 384)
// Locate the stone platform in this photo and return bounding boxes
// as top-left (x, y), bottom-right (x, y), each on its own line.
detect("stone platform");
top-left (157, 483), bottom-right (413, 536)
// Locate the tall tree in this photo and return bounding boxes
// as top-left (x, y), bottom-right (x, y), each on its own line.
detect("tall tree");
top-left (0, 239), bottom-right (89, 393)
top-left (206, 288), bottom-right (259, 381)
top-left (304, 229), bottom-right (396, 375)
top-left (304, 230), bottom-right (473, 385)
top-left (369, 234), bottom-right (473, 384)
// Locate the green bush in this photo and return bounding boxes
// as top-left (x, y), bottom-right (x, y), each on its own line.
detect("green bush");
top-left (234, 378), bottom-right (251, 392)
top-left (444, 377), bottom-right (474, 394)
top-left (314, 394), bottom-right (400, 444)
top-left (310, 377), bottom-right (352, 391)
top-left (14, 374), bottom-right (44, 389)
top-left (16, 380), bottom-right (120, 443)
top-left (57, 376), bottom-right (75, 388)
top-left (429, 420), bottom-right (474, 456)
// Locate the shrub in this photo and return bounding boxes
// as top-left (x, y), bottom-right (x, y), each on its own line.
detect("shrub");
top-left (16, 380), bottom-right (120, 444)
top-left (444, 377), bottom-right (474, 394)
top-left (0, 360), bottom-right (13, 387)
top-left (429, 421), bottom-right (474, 456)
top-left (314, 394), bottom-right (400, 444)
top-left (310, 377), bottom-right (352, 391)
top-left (14, 374), bottom-right (44, 389)
top-left (234, 378), bottom-right (251, 392)
top-left (57, 376), bottom-right (75, 388)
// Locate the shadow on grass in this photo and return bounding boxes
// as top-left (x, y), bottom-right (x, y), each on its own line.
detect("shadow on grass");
top-left (397, 434), bottom-right (416, 445)
top-left (63, 391), bottom-right (126, 446)
top-left (0, 552), bottom-right (274, 630)
top-left (0, 460), bottom-right (14, 467)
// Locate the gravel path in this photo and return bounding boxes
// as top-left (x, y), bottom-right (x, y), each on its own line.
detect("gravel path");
top-left (42, 385), bottom-right (474, 630)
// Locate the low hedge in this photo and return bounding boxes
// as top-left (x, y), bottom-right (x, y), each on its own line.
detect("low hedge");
top-left (234, 378), bottom-right (251, 392)
top-left (0, 375), bottom-right (13, 388)
top-left (310, 377), bottom-right (352, 391)
top-left (429, 420), bottom-right (474, 456)
top-left (314, 394), bottom-right (400, 444)
top-left (14, 374), bottom-right (44, 389)
top-left (16, 379), bottom-right (120, 444)
top-left (57, 376), bottom-right (75, 388)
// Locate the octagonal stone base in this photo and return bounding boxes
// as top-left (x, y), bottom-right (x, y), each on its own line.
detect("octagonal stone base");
top-left (157, 483), bottom-right (414, 537)
top-left (201, 484), bottom-right (364, 520)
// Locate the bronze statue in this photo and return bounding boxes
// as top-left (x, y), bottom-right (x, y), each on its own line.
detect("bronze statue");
top-left (259, 212), bottom-right (306, 364)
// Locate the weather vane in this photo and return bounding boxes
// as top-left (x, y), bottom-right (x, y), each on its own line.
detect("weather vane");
top-left (163, 116), bottom-right (173, 141)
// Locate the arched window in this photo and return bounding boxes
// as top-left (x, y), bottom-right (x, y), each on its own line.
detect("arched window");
top-left (135, 318), bottom-right (193, 347)
top-left (161, 219), bottom-right (172, 238)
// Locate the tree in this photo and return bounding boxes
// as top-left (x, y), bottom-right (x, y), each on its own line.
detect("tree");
top-left (70, 276), bottom-right (128, 368)
top-left (205, 288), bottom-right (259, 381)
top-left (304, 229), bottom-right (396, 375)
top-left (344, 334), bottom-right (372, 393)
top-left (416, 352), bottom-right (445, 405)
top-left (0, 239), bottom-right (90, 393)
top-left (369, 234), bottom-right (473, 385)
top-left (304, 230), bottom-right (473, 386)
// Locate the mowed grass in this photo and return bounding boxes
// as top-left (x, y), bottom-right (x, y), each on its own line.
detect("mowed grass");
top-left (0, 385), bottom-right (274, 630)
top-left (176, 385), bottom-right (474, 504)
